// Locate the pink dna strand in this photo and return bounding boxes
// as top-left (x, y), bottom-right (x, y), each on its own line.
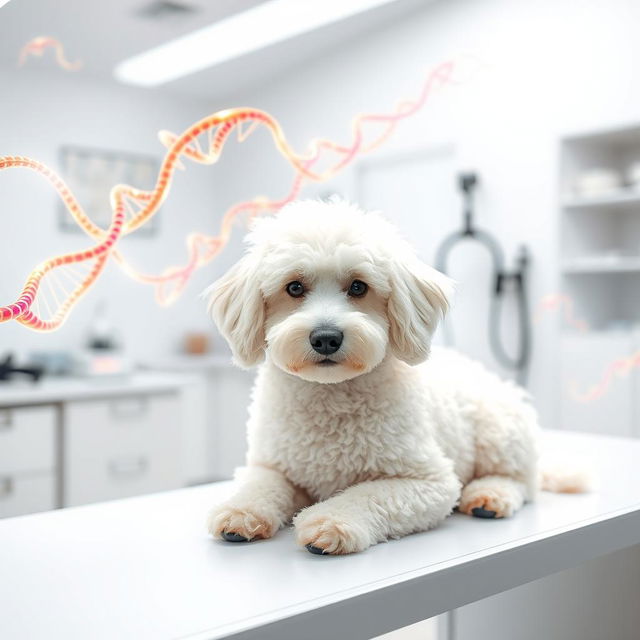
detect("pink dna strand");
top-left (571, 350), bottom-right (640, 403)
top-left (18, 36), bottom-right (82, 71)
top-left (533, 294), bottom-right (588, 332)
top-left (0, 60), bottom-right (459, 331)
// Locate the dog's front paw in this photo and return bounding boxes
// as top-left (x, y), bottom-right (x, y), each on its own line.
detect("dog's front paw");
top-left (459, 481), bottom-right (520, 519)
top-left (207, 503), bottom-right (281, 542)
top-left (293, 510), bottom-right (372, 555)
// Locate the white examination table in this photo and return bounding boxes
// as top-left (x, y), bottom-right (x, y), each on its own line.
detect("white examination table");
top-left (0, 431), bottom-right (638, 640)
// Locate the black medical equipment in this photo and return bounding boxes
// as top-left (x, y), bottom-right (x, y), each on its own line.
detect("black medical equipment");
top-left (0, 354), bottom-right (43, 382)
top-left (435, 173), bottom-right (532, 384)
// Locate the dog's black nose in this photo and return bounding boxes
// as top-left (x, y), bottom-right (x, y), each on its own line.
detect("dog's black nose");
top-left (309, 327), bottom-right (343, 355)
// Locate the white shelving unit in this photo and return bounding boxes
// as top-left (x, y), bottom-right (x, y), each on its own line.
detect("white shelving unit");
top-left (558, 125), bottom-right (640, 437)
top-left (562, 256), bottom-right (640, 274)
top-left (562, 190), bottom-right (640, 211)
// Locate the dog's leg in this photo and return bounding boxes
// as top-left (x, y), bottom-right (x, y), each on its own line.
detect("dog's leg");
top-left (459, 475), bottom-right (529, 518)
top-left (293, 472), bottom-right (460, 555)
top-left (465, 387), bottom-right (539, 519)
top-left (208, 466), bottom-right (310, 542)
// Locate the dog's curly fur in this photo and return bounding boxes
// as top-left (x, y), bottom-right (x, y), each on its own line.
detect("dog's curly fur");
top-left (205, 200), bottom-right (579, 555)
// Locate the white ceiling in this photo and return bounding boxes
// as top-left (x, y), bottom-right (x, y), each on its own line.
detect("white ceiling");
top-left (0, 0), bottom-right (431, 101)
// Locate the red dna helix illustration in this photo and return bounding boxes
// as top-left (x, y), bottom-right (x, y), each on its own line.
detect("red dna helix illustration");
top-left (18, 36), bottom-right (82, 71)
top-left (533, 293), bottom-right (588, 332)
top-left (533, 294), bottom-right (640, 401)
top-left (2, 53), bottom-right (636, 404)
top-left (533, 294), bottom-right (640, 402)
top-left (0, 60), bottom-right (461, 332)
top-left (571, 350), bottom-right (640, 403)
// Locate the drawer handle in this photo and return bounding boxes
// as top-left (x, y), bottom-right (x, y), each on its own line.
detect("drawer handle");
top-left (110, 398), bottom-right (148, 421)
top-left (0, 410), bottom-right (12, 430)
top-left (0, 477), bottom-right (13, 499)
top-left (108, 456), bottom-right (148, 478)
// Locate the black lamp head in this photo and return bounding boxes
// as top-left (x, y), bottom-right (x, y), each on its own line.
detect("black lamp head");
top-left (458, 172), bottom-right (478, 193)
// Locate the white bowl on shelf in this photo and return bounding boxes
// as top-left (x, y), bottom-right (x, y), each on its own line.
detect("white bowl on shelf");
top-left (574, 168), bottom-right (622, 197)
top-left (626, 161), bottom-right (640, 189)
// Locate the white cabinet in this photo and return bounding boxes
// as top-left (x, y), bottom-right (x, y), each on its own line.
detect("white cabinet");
top-left (0, 406), bottom-right (56, 473)
top-left (142, 357), bottom-right (255, 481)
top-left (207, 367), bottom-right (254, 479)
top-left (64, 393), bottom-right (182, 506)
top-left (0, 406), bottom-right (57, 518)
top-left (0, 474), bottom-right (56, 519)
top-left (0, 374), bottom-right (190, 518)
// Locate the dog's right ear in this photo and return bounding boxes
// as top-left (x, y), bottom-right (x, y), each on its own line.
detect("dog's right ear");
top-left (205, 253), bottom-right (265, 368)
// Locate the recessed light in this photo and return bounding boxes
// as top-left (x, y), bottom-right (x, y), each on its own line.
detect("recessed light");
top-left (115, 0), bottom-right (401, 87)
top-left (136, 0), bottom-right (198, 21)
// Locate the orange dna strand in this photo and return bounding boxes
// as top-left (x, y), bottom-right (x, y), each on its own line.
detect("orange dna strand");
top-left (533, 294), bottom-right (588, 332)
top-left (0, 59), bottom-right (464, 332)
top-left (571, 350), bottom-right (640, 403)
top-left (18, 36), bottom-right (82, 71)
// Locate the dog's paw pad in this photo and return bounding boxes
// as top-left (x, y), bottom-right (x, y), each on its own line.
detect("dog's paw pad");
top-left (207, 505), bottom-right (279, 541)
top-left (294, 513), bottom-right (370, 555)
top-left (222, 531), bottom-right (251, 542)
top-left (471, 506), bottom-right (497, 519)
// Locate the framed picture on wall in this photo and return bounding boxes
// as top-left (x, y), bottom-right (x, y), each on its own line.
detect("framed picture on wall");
top-left (58, 146), bottom-right (159, 234)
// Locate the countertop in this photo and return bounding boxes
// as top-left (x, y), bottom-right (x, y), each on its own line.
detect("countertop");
top-left (140, 354), bottom-right (236, 372)
top-left (0, 372), bottom-right (191, 407)
top-left (0, 430), bottom-right (639, 640)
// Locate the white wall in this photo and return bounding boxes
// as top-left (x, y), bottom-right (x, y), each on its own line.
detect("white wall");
top-left (208, 0), bottom-right (640, 428)
top-left (0, 67), bottom-right (232, 361)
top-left (3, 0), bottom-right (640, 425)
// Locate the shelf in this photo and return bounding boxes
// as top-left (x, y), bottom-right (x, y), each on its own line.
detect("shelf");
top-left (562, 190), bottom-right (640, 211)
top-left (561, 328), bottom-right (639, 338)
top-left (562, 256), bottom-right (640, 274)
top-left (562, 122), bottom-right (640, 146)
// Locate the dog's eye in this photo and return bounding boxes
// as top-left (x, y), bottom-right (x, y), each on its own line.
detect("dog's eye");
top-left (348, 280), bottom-right (368, 297)
top-left (286, 281), bottom-right (305, 298)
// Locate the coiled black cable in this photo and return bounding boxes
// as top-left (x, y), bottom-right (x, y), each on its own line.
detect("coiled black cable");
top-left (435, 174), bottom-right (531, 385)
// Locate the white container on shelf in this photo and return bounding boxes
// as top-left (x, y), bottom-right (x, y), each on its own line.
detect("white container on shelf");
top-left (573, 167), bottom-right (622, 197)
top-left (626, 160), bottom-right (640, 188)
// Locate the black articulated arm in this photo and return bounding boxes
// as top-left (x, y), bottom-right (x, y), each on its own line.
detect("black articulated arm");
top-left (434, 173), bottom-right (532, 385)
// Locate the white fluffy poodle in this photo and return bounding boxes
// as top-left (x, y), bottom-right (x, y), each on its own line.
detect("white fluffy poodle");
top-left (206, 199), bottom-right (583, 555)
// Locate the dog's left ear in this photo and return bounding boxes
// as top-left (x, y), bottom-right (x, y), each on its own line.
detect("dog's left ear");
top-left (387, 258), bottom-right (453, 365)
top-left (205, 253), bottom-right (266, 368)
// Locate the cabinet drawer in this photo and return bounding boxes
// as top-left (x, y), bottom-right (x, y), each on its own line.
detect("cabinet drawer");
top-left (0, 473), bottom-right (56, 519)
top-left (64, 394), bottom-right (182, 507)
top-left (0, 406), bottom-right (56, 474)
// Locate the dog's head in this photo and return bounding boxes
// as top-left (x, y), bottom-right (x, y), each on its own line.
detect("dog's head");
top-left (206, 200), bottom-right (452, 383)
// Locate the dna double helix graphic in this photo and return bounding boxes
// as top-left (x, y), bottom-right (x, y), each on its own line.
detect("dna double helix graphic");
top-left (2, 53), bottom-right (637, 402)
top-left (18, 36), bottom-right (82, 71)
top-left (0, 60), bottom-right (457, 331)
